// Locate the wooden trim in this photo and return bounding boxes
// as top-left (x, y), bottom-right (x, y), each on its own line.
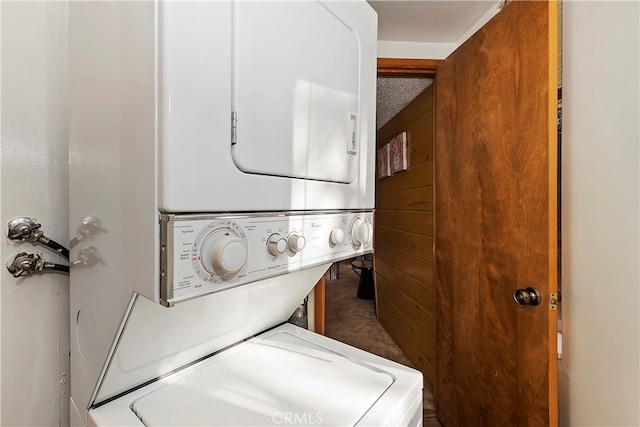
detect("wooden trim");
top-left (547, 1), bottom-right (560, 425)
top-left (314, 277), bottom-right (326, 335)
top-left (377, 58), bottom-right (442, 77)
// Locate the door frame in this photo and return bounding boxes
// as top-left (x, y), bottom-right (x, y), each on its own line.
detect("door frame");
top-left (377, 58), bottom-right (440, 78)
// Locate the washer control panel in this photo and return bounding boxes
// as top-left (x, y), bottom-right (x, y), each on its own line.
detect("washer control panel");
top-left (160, 211), bottom-right (373, 306)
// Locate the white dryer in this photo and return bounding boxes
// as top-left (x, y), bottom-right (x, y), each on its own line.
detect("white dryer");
top-left (159, 0), bottom-right (377, 213)
top-left (68, 1), bottom-right (423, 426)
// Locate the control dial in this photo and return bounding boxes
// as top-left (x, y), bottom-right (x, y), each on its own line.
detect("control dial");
top-left (350, 218), bottom-right (373, 247)
top-left (288, 233), bottom-right (306, 253)
top-left (200, 229), bottom-right (248, 277)
top-left (329, 228), bottom-right (345, 246)
top-left (268, 233), bottom-right (288, 257)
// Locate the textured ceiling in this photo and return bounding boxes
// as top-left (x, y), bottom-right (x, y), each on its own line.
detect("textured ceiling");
top-left (377, 77), bottom-right (433, 129)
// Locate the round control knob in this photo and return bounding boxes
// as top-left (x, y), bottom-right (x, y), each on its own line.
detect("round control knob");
top-left (200, 229), bottom-right (248, 277)
top-left (288, 233), bottom-right (306, 253)
top-left (351, 219), bottom-right (373, 246)
top-left (329, 228), bottom-right (345, 245)
top-left (267, 234), bottom-right (288, 257)
top-left (210, 236), bottom-right (248, 276)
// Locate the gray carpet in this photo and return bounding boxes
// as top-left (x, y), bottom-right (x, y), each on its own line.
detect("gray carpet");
top-left (324, 259), bottom-right (438, 423)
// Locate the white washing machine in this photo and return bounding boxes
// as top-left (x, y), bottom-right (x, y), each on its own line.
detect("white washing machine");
top-left (68, 1), bottom-right (423, 426)
top-left (90, 324), bottom-right (423, 426)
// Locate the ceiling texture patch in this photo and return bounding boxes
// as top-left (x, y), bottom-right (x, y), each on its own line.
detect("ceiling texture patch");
top-left (376, 77), bottom-right (433, 130)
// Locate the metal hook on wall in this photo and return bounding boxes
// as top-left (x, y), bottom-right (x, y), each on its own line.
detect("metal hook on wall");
top-left (7, 216), bottom-right (70, 260)
top-left (69, 216), bottom-right (107, 249)
top-left (6, 252), bottom-right (70, 278)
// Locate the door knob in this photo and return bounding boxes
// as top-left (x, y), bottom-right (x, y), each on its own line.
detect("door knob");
top-left (513, 287), bottom-right (541, 306)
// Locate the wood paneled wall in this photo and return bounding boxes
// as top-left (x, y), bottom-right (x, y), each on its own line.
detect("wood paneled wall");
top-left (374, 85), bottom-right (435, 387)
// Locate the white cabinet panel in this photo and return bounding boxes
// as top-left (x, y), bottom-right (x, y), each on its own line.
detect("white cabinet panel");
top-left (231, 1), bottom-right (360, 183)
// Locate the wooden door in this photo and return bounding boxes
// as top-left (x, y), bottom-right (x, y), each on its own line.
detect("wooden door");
top-left (434, 1), bottom-right (558, 426)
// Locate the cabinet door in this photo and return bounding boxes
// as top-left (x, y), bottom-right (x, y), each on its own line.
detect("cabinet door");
top-left (231, 1), bottom-right (361, 184)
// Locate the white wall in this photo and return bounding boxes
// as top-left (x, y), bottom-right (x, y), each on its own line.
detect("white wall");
top-left (376, 3), bottom-right (499, 60)
top-left (560, 1), bottom-right (640, 426)
top-left (376, 40), bottom-right (456, 60)
top-left (0, 2), bottom-right (70, 425)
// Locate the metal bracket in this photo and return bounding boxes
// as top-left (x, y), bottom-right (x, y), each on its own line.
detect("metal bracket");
top-left (549, 292), bottom-right (559, 311)
top-left (231, 111), bottom-right (238, 145)
top-left (71, 246), bottom-right (105, 268)
top-left (7, 252), bottom-right (53, 277)
top-left (7, 216), bottom-right (70, 259)
top-left (7, 216), bottom-right (45, 243)
top-left (69, 216), bottom-right (108, 248)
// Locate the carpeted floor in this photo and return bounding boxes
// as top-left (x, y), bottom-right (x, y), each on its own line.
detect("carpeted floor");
top-left (324, 259), bottom-right (439, 426)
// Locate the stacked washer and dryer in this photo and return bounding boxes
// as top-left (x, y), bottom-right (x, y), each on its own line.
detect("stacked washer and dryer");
top-left (68, 1), bottom-right (423, 426)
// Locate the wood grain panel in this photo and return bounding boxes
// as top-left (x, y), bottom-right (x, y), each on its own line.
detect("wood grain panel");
top-left (378, 314), bottom-right (433, 383)
top-left (377, 278), bottom-right (435, 340)
top-left (378, 115), bottom-right (433, 171)
top-left (374, 243), bottom-right (433, 286)
top-left (375, 83), bottom-right (435, 394)
top-left (376, 161), bottom-right (433, 192)
top-left (375, 258), bottom-right (434, 314)
top-left (379, 127), bottom-right (432, 164)
top-left (375, 226), bottom-right (433, 262)
top-left (378, 111), bottom-right (433, 150)
top-left (375, 210), bottom-right (433, 236)
top-left (407, 127), bottom-right (433, 165)
top-left (376, 187), bottom-right (432, 211)
top-left (434, 1), bottom-right (557, 425)
top-left (378, 308), bottom-right (435, 385)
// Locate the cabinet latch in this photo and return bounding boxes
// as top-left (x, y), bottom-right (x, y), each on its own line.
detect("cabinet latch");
top-left (549, 292), bottom-right (559, 310)
top-left (231, 111), bottom-right (238, 145)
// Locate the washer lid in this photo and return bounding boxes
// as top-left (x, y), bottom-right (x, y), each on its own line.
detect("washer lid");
top-left (131, 331), bottom-right (394, 426)
top-left (91, 264), bottom-right (331, 409)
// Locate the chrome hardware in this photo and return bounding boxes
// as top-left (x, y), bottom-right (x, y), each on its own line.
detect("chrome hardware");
top-left (7, 216), bottom-right (45, 243)
top-left (7, 216), bottom-right (70, 259)
top-left (70, 216), bottom-right (107, 248)
top-left (231, 111), bottom-right (238, 145)
top-left (6, 252), bottom-right (67, 277)
top-left (287, 232), bottom-right (306, 253)
top-left (267, 233), bottom-right (287, 257)
top-left (513, 287), bottom-right (541, 306)
top-left (71, 246), bottom-right (105, 268)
